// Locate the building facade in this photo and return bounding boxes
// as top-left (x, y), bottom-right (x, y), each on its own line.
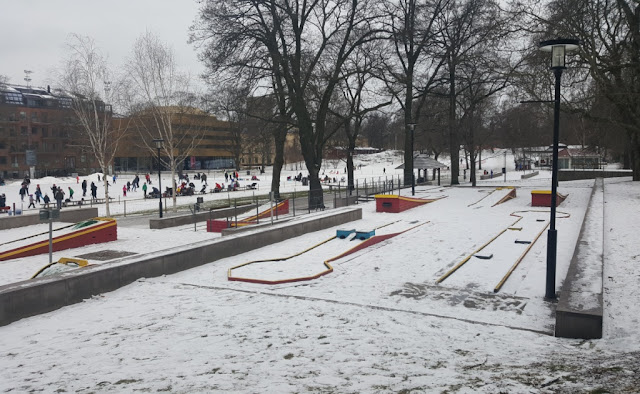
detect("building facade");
top-left (0, 84), bottom-right (99, 179)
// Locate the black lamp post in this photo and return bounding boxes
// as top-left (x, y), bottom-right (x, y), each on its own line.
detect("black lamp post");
top-left (407, 123), bottom-right (417, 196)
top-left (539, 38), bottom-right (580, 300)
top-left (153, 139), bottom-right (164, 218)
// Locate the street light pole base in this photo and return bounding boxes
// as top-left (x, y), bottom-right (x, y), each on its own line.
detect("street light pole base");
top-left (545, 228), bottom-right (558, 300)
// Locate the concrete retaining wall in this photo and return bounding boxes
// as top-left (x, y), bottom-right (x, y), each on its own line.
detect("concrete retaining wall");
top-left (559, 169), bottom-right (631, 181)
top-left (149, 204), bottom-right (256, 229)
top-left (521, 171), bottom-right (539, 179)
top-left (0, 207), bottom-right (362, 326)
top-left (555, 178), bottom-right (603, 339)
top-left (0, 208), bottom-right (99, 230)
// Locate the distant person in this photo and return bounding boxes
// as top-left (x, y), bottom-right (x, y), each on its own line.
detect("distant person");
top-left (68, 187), bottom-right (74, 200)
top-left (91, 182), bottom-right (98, 200)
top-left (122, 185), bottom-right (127, 197)
top-left (98, 174), bottom-right (101, 182)
top-left (81, 179), bottom-right (87, 197)
top-left (142, 182), bottom-right (148, 198)
top-left (54, 188), bottom-right (64, 209)
top-left (42, 194), bottom-right (50, 208)
top-left (28, 194), bottom-right (35, 208)
top-left (35, 185), bottom-right (42, 203)
top-left (19, 185), bottom-right (27, 201)
top-left (112, 174), bottom-right (116, 184)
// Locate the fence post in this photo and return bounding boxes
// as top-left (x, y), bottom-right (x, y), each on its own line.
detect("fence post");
top-left (292, 189), bottom-right (296, 217)
top-left (234, 198), bottom-right (238, 229)
top-left (123, 200), bottom-right (126, 217)
top-left (255, 192), bottom-right (259, 224)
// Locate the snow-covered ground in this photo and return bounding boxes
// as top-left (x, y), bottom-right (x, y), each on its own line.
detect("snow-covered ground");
top-left (0, 150), bottom-right (638, 392)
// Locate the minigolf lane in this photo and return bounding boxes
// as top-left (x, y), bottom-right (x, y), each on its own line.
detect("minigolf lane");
top-left (467, 187), bottom-right (516, 209)
top-left (228, 220), bottom-right (427, 284)
top-left (436, 210), bottom-right (570, 293)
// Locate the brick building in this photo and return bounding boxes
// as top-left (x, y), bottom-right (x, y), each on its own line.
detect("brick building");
top-left (0, 84), bottom-right (98, 179)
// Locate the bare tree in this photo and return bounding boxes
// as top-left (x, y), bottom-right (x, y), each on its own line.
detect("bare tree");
top-left (382, 0), bottom-right (450, 187)
top-left (127, 32), bottom-right (205, 211)
top-left (438, 0), bottom-right (514, 184)
top-left (0, 75), bottom-right (8, 85)
top-left (58, 34), bottom-right (129, 217)
top-left (206, 83), bottom-right (251, 171)
top-left (538, 0), bottom-right (640, 179)
top-left (333, 44), bottom-right (391, 191)
top-left (192, 0), bottom-right (385, 208)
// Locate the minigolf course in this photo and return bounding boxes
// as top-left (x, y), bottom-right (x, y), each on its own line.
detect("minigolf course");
top-left (207, 199), bottom-right (289, 232)
top-left (30, 257), bottom-right (90, 279)
top-left (467, 187), bottom-right (517, 208)
top-left (531, 190), bottom-right (568, 207)
top-left (0, 218), bottom-right (117, 261)
top-left (375, 194), bottom-right (445, 213)
top-left (228, 220), bottom-right (427, 284)
top-left (436, 210), bottom-right (570, 293)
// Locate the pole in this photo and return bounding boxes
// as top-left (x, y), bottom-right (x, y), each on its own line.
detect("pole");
top-left (546, 67), bottom-right (563, 301)
top-left (157, 147), bottom-right (163, 218)
top-left (504, 150), bottom-right (507, 183)
top-left (411, 128), bottom-right (415, 196)
top-left (48, 213), bottom-right (53, 265)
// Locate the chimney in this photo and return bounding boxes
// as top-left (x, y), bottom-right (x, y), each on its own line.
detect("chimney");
top-left (47, 85), bottom-right (51, 93)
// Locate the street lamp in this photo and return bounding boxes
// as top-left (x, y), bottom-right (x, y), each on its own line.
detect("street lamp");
top-left (153, 139), bottom-right (164, 218)
top-left (539, 38), bottom-right (580, 300)
top-left (407, 123), bottom-right (417, 196)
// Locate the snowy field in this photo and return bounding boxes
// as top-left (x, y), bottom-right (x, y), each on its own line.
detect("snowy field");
top-left (0, 150), bottom-right (639, 392)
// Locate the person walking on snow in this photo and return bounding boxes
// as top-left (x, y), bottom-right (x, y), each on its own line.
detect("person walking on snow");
top-left (54, 188), bottom-right (64, 209)
top-left (81, 179), bottom-right (87, 197)
top-left (28, 194), bottom-right (35, 208)
top-left (91, 182), bottom-right (98, 200)
top-left (35, 185), bottom-right (42, 203)
top-left (142, 182), bottom-right (148, 198)
top-left (68, 187), bottom-right (75, 200)
top-left (122, 185), bottom-right (127, 197)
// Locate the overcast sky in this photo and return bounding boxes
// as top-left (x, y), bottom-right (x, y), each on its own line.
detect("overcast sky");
top-left (0, 0), bottom-right (204, 88)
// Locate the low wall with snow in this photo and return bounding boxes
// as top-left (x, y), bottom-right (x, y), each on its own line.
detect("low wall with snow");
top-left (0, 207), bottom-right (99, 230)
top-left (559, 169), bottom-right (631, 181)
top-left (555, 178), bottom-right (603, 339)
top-left (149, 204), bottom-right (257, 229)
top-left (0, 207), bottom-right (362, 326)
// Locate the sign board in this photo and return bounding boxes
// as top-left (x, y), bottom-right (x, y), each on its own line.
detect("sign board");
top-left (26, 150), bottom-right (37, 166)
top-left (39, 209), bottom-right (60, 221)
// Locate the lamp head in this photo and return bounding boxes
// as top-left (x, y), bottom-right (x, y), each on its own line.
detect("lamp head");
top-left (153, 139), bottom-right (164, 149)
top-left (539, 38), bottom-right (580, 69)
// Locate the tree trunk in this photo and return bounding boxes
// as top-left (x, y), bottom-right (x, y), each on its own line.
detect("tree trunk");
top-left (631, 133), bottom-right (640, 181)
top-left (103, 173), bottom-right (110, 217)
top-left (171, 166), bottom-right (177, 211)
top-left (271, 127), bottom-right (287, 199)
top-left (448, 58), bottom-right (459, 185)
top-left (347, 135), bottom-right (356, 193)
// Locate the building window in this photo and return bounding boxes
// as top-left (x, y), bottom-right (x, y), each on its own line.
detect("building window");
top-left (0, 157), bottom-right (6, 164)
top-left (21, 127), bottom-right (27, 135)
top-left (19, 112), bottom-right (26, 120)
top-left (32, 127), bottom-right (37, 135)
top-left (3, 92), bottom-right (22, 104)
top-left (9, 128), bottom-right (16, 137)
top-left (42, 112), bottom-right (48, 122)
top-left (42, 128), bottom-right (48, 137)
